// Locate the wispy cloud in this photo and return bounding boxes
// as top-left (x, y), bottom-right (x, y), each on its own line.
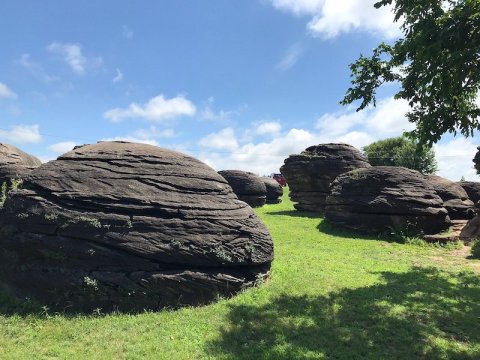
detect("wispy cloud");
top-left (48, 141), bottom-right (77, 154)
top-left (0, 82), bottom-right (17, 99)
top-left (275, 43), bottom-right (304, 71)
top-left (47, 42), bottom-right (102, 75)
top-left (15, 54), bottom-right (58, 83)
top-left (122, 25), bottom-right (134, 39)
top-left (0, 124), bottom-right (42, 144)
top-left (104, 94), bottom-right (196, 122)
top-left (113, 68), bottom-right (124, 83)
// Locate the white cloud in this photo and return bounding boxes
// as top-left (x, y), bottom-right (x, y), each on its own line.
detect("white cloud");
top-left (48, 42), bottom-right (102, 75)
top-left (15, 54), bottom-right (58, 83)
top-left (0, 124), bottom-right (42, 144)
top-left (101, 136), bottom-right (160, 146)
top-left (434, 137), bottom-right (479, 181)
top-left (113, 68), bottom-right (124, 83)
top-left (104, 94), bottom-right (196, 122)
top-left (269, 0), bottom-right (401, 39)
top-left (269, 0), bottom-right (324, 15)
top-left (48, 141), bottom-right (77, 154)
top-left (0, 82), bottom-right (17, 99)
top-left (316, 97), bottom-right (412, 138)
top-left (256, 121), bottom-right (282, 135)
top-left (200, 97), bottom-right (236, 121)
top-left (275, 43), bottom-right (303, 71)
top-left (198, 127), bottom-right (239, 151)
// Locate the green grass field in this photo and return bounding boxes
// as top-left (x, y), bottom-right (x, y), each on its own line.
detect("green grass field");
top-left (1, 190), bottom-right (479, 359)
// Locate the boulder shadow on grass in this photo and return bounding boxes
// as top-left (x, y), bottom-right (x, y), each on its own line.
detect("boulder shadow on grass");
top-left (206, 267), bottom-right (480, 359)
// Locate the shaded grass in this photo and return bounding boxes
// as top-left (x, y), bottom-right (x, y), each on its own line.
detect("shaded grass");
top-left (0, 190), bottom-right (479, 359)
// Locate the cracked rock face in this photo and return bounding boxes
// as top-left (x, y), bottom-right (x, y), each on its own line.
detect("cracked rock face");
top-left (325, 167), bottom-right (451, 235)
top-left (218, 170), bottom-right (267, 208)
top-left (458, 181), bottom-right (480, 204)
top-left (280, 143), bottom-right (371, 212)
top-left (0, 143), bottom-right (42, 185)
top-left (426, 175), bottom-right (474, 220)
top-left (0, 142), bottom-right (273, 312)
top-left (261, 177), bottom-right (283, 204)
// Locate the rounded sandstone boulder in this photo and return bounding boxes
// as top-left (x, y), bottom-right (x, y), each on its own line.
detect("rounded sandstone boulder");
top-left (218, 170), bottom-right (267, 207)
top-left (426, 175), bottom-right (474, 220)
top-left (0, 142), bottom-right (274, 312)
top-left (261, 177), bottom-right (283, 204)
top-left (280, 143), bottom-right (371, 212)
top-left (0, 143), bottom-right (42, 185)
top-left (458, 181), bottom-right (480, 204)
top-left (325, 166), bottom-right (451, 235)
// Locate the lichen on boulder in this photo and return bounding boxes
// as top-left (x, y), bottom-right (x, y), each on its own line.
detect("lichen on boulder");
top-left (325, 166), bottom-right (451, 235)
top-left (0, 142), bottom-right (273, 312)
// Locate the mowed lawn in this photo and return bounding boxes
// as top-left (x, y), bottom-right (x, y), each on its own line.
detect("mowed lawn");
top-left (1, 189), bottom-right (480, 359)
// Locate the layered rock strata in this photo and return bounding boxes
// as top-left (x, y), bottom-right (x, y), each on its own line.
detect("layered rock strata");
top-left (325, 167), bottom-right (451, 235)
top-left (218, 170), bottom-right (267, 207)
top-left (0, 142), bottom-right (274, 312)
top-left (280, 143), bottom-right (371, 212)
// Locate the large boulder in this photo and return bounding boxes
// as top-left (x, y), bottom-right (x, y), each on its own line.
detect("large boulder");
top-left (325, 167), bottom-right (451, 235)
top-left (218, 170), bottom-right (267, 207)
top-left (280, 143), bottom-right (371, 212)
top-left (426, 175), bottom-right (475, 219)
top-left (0, 143), bottom-right (42, 185)
top-left (261, 177), bottom-right (283, 204)
top-left (0, 142), bottom-right (274, 312)
top-left (458, 181), bottom-right (480, 203)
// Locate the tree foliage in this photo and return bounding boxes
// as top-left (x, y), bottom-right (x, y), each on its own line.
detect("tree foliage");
top-left (363, 136), bottom-right (438, 174)
top-left (341, 0), bottom-right (480, 145)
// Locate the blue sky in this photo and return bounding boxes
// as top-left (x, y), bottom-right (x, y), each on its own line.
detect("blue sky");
top-left (0, 0), bottom-right (478, 180)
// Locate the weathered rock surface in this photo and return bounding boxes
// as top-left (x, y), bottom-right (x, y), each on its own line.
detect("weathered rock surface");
top-left (426, 175), bottom-right (475, 220)
top-left (280, 143), bottom-right (371, 212)
top-left (261, 177), bottom-right (283, 204)
top-left (473, 146), bottom-right (480, 174)
top-left (218, 170), bottom-right (267, 207)
top-left (325, 167), bottom-right (451, 235)
top-left (0, 143), bottom-right (42, 185)
top-left (0, 142), bottom-right (274, 312)
top-left (458, 181), bottom-right (480, 204)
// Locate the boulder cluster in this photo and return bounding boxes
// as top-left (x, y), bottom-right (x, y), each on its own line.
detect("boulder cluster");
top-left (217, 170), bottom-right (267, 207)
top-left (261, 177), bottom-right (283, 204)
top-left (0, 143), bottom-right (41, 185)
top-left (280, 143), bottom-right (370, 212)
top-left (0, 142), bottom-right (274, 312)
top-left (458, 181), bottom-right (480, 204)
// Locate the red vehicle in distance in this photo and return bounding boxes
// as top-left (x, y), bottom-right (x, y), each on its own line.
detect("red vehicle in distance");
top-left (272, 173), bottom-right (287, 187)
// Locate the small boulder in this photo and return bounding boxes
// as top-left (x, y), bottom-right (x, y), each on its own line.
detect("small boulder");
top-left (426, 175), bottom-right (474, 219)
top-left (218, 170), bottom-right (267, 207)
top-left (280, 143), bottom-right (370, 212)
top-left (0, 143), bottom-right (42, 185)
top-left (0, 142), bottom-right (273, 312)
top-left (261, 177), bottom-right (283, 204)
top-left (325, 166), bottom-right (451, 235)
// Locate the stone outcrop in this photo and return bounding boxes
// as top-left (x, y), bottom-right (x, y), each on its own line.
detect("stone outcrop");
top-left (458, 181), bottom-right (480, 203)
top-left (280, 143), bottom-right (371, 212)
top-left (261, 177), bottom-right (283, 204)
top-left (473, 146), bottom-right (480, 174)
top-left (0, 143), bottom-right (42, 185)
top-left (426, 175), bottom-right (475, 220)
top-left (0, 142), bottom-right (274, 312)
top-left (325, 166), bottom-right (451, 235)
top-left (218, 170), bottom-right (267, 207)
